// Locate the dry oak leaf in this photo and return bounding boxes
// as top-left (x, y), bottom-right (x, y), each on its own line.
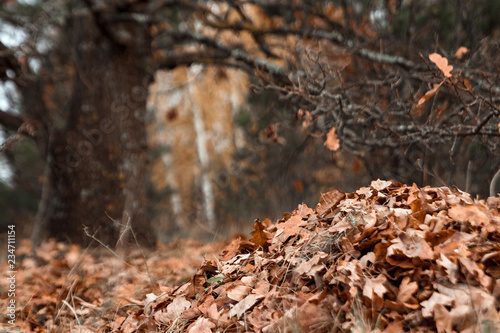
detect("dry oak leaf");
top-left (222, 237), bottom-right (242, 261)
top-left (295, 252), bottom-right (328, 278)
top-left (274, 214), bottom-right (304, 243)
top-left (421, 292), bottom-right (454, 317)
top-left (429, 53), bottom-right (453, 77)
top-left (396, 276), bottom-right (418, 304)
top-left (370, 179), bottom-right (392, 191)
top-left (324, 126), bottom-right (340, 151)
top-left (383, 321), bottom-right (404, 333)
top-left (228, 293), bottom-right (264, 318)
top-left (164, 296), bottom-right (191, 321)
top-left (434, 303), bottom-right (453, 333)
top-left (363, 274), bottom-right (388, 299)
top-left (227, 283), bottom-right (252, 302)
top-left (316, 189), bottom-right (345, 217)
top-left (187, 317), bottom-right (216, 333)
top-left (437, 253), bottom-right (459, 284)
top-left (458, 257), bottom-right (493, 290)
top-left (295, 203), bottom-right (314, 218)
top-left (448, 204), bottom-right (489, 226)
top-left (250, 219), bottom-right (271, 250)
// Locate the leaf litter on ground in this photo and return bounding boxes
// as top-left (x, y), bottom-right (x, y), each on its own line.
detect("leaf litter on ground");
top-left (2, 180), bottom-right (500, 332)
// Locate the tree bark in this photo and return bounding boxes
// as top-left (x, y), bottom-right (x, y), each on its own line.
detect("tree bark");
top-left (31, 7), bottom-right (155, 247)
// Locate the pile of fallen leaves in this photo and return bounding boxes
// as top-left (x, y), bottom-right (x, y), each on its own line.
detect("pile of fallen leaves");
top-left (117, 180), bottom-right (500, 332)
top-left (2, 180), bottom-right (500, 332)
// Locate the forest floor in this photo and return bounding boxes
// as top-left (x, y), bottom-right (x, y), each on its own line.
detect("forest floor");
top-left (1, 180), bottom-right (500, 332)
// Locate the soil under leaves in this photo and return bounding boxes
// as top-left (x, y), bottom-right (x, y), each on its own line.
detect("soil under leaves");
top-left (2, 180), bottom-right (500, 332)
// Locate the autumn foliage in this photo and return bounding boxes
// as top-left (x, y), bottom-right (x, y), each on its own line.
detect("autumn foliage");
top-left (130, 181), bottom-right (500, 332)
top-left (4, 181), bottom-right (500, 332)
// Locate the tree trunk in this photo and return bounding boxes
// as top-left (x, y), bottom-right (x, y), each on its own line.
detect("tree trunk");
top-left (31, 7), bottom-right (155, 247)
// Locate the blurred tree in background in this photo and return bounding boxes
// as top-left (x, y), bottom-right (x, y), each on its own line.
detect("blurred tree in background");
top-left (0, 0), bottom-right (499, 246)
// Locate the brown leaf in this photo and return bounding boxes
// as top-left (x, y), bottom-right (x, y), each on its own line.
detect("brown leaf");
top-left (228, 294), bottom-right (264, 318)
top-left (250, 219), bottom-right (271, 250)
top-left (454, 46), bottom-right (469, 59)
top-left (274, 215), bottom-right (304, 243)
top-left (434, 304), bottom-right (453, 333)
top-left (396, 277), bottom-right (418, 304)
top-left (437, 253), bottom-right (459, 284)
top-left (324, 127), bottom-right (340, 151)
top-left (187, 317), bottom-right (216, 333)
top-left (316, 189), bottom-right (345, 217)
top-left (227, 283), bottom-right (251, 302)
top-left (222, 237), bottom-right (243, 261)
top-left (164, 296), bottom-right (191, 321)
top-left (387, 231), bottom-right (434, 260)
top-left (458, 257), bottom-right (493, 289)
top-left (363, 274), bottom-right (387, 299)
top-left (418, 82), bottom-right (443, 106)
top-left (429, 53), bottom-right (453, 77)
top-left (448, 204), bottom-right (489, 226)
top-left (383, 321), bottom-right (404, 333)
top-left (294, 203), bottom-right (314, 218)
top-left (295, 252), bottom-right (328, 277)
top-left (421, 292), bottom-right (454, 317)
top-left (370, 179), bottom-right (392, 191)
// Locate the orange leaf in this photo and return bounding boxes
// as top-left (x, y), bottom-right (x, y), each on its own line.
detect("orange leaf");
top-left (294, 203), bottom-right (314, 218)
top-left (275, 215), bottom-right (303, 243)
top-left (316, 189), bottom-right (345, 217)
top-left (397, 276), bottom-right (418, 304)
top-left (222, 237), bottom-right (243, 261)
top-left (324, 127), bottom-right (340, 151)
top-left (429, 53), bottom-right (453, 77)
top-left (363, 274), bottom-right (387, 299)
top-left (187, 317), bottom-right (216, 333)
top-left (418, 82), bottom-right (443, 105)
top-left (454, 46), bottom-right (469, 59)
top-left (250, 219), bottom-right (271, 250)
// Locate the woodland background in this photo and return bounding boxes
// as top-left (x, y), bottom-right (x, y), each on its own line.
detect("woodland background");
top-left (0, 0), bottom-right (499, 247)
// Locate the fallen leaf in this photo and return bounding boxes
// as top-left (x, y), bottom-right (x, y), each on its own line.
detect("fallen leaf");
top-left (363, 274), bottom-right (387, 299)
top-left (250, 219), bottom-right (271, 250)
top-left (295, 204), bottom-right (314, 218)
top-left (316, 189), bottom-right (345, 217)
top-left (397, 276), bottom-right (418, 304)
top-left (387, 231), bottom-right (434, 260)
top-left (370, 179), bottom-right (392, 191)
top-left (164, 296), bottom-right (191, 321)
top-left (228, 294), bottom-right (264, 318)
top-left (437, 253), bottom-right (459, 284)
top-left (421, 292), bottom-right (454, 317)
top-left (222, 237), bottom-right (243, 261)
top-left (383, 321), bottom-right (404, 333)
top-left (434, 304), bottom-right (453, 333)
top-left (187, 317), bottom-right (216, 333)
top-left (448, 204), bottom-right (489, 226)
top-left (227, 284), bottom-right (251, 302)
top-left (274, 214), bottom-right (304, 243)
